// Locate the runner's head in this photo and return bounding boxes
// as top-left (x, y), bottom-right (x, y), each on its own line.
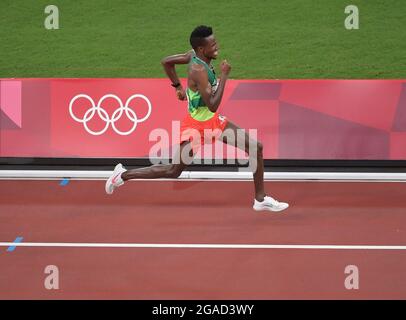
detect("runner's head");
top-left (190, 25), bottom-right (219, 60)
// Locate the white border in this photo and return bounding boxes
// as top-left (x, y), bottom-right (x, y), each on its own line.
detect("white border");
top-left (0, 170), bottom-right (406, 181)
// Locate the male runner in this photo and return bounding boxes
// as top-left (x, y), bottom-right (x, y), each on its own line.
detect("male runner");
top-left (105, 25), bottom-right (289, 212)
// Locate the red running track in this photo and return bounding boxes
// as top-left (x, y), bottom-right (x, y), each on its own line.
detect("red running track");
top-left (0, 179), bottom-right (406, 299)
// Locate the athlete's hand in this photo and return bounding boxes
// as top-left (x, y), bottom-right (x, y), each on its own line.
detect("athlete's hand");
top-left (176, 86), bottom-right (186, 101)
top-left (220, 60), bottom-right (231, 75)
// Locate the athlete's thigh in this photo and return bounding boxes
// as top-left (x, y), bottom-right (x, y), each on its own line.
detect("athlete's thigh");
top-left (220, 120), bottom-right (256, 153)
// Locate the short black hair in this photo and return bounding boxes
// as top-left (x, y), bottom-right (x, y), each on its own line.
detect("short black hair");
top-left (190, 25), bottom-right (213, 49)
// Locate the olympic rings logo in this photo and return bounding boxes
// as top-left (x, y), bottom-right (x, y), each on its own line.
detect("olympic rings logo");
top-left (69, 94), bottom-right (152, 136)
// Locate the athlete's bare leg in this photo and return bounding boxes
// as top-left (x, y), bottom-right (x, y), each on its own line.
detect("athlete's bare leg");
top-left (220, 120), bottom-right (266, 202)
top-left (121, 141), bottom-right (194, 180)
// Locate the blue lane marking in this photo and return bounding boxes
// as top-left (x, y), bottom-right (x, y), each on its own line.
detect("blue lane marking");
top-left (6, 237), bottom-right (23, 252)
top-left (60, 178), bottom-right (70, 186)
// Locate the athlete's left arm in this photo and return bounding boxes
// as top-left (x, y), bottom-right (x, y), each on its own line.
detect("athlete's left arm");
top-left (161, 50), bottom-right (194, 101)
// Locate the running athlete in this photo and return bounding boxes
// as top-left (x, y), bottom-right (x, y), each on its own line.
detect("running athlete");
top-left (106, 25), bottom-right (289, 212)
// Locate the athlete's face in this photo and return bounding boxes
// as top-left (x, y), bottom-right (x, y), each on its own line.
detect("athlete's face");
top-left (202, 35), bottom-right (219, 59)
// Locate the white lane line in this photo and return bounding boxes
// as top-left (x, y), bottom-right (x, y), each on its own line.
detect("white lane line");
top-left (1, 170), bottom-right (406, 181)
top-left (0, 178), bottom-right (405, 183)
top-left (1, 242), bottom-right (406, 250)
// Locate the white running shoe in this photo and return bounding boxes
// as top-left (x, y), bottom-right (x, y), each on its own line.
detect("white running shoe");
top-left (253, 196), bottom-right (289, 212)
top-left (105, 163), bottom-right (127, 195)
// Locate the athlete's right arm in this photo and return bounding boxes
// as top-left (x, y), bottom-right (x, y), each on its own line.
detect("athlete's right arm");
top-left (161, 50), bottom-right (194, 101)
top-left (192, 60), bottom-right (231, 112)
